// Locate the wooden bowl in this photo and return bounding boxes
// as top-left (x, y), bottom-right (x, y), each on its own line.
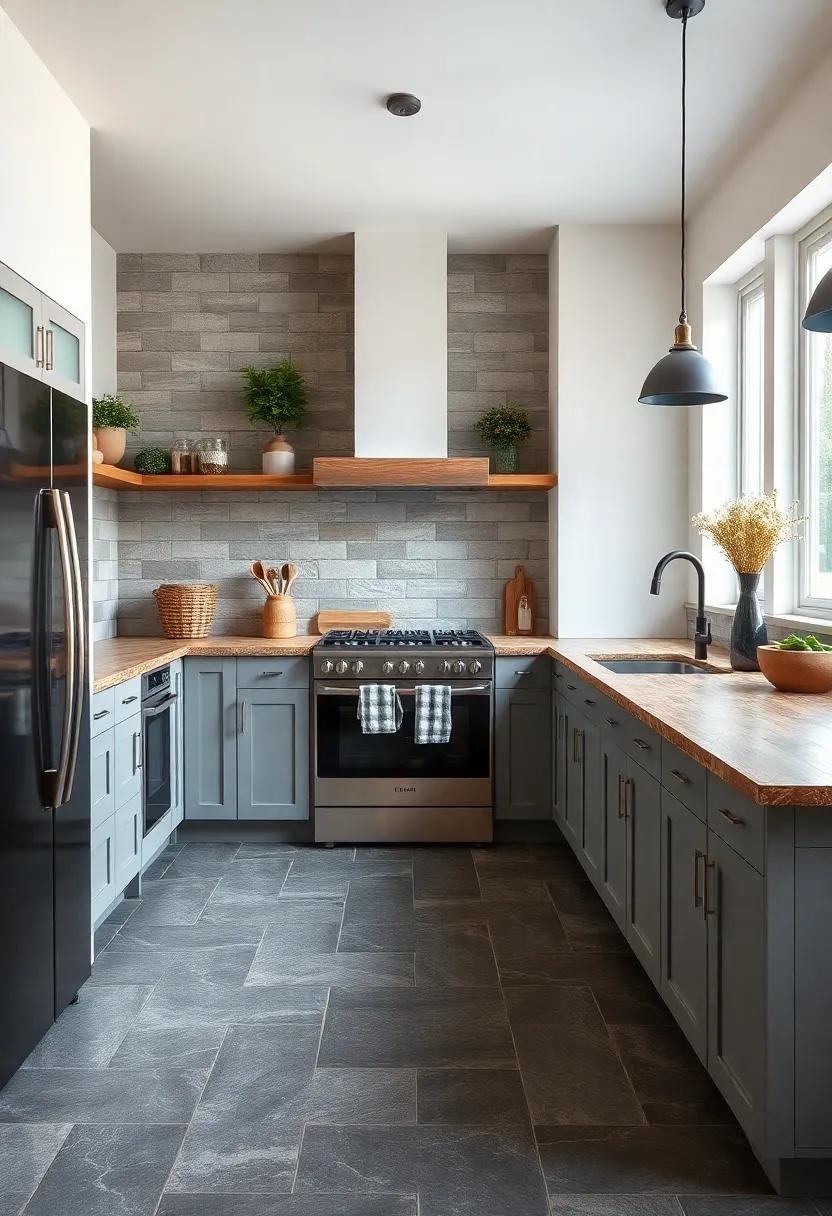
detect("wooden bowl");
top-left (757, 644), bottom-right (832, 693)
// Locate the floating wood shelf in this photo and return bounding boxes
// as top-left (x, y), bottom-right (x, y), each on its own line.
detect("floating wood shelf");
top-left (313, 456), bottom-right (490, 488)
top-left (92, 463), bottom-right (557, 492)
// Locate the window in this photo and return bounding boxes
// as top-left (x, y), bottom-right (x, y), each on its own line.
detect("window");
top-left (737, 273), bottom-right (765, 498)
top-left (799, 217), bottom-right (832, 611)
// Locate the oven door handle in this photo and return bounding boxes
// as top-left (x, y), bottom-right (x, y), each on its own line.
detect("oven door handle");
top-left (142, 693), bottom-right (179, 718)
top-left (317, 684), bottom-right (491, 696)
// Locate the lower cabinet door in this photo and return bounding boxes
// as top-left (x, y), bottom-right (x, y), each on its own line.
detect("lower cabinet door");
top-left (495, 687), bottom-right (552, 820)
top-left (113, 714), bottom-right (142, 811)
top-left (90, 815), bottom-right (116, 923)
top-left (184, 658), bottom-right (237, 820)
top-left (237, 688), bottom-right (309, 821)
top-left (563, 710), bottom-right (585, 851)
top-left (661, 791), bottom-right (708, 1062)
top-left (625, 759), bottom-right (662, 988)
top-left (580, 717), bottom-right (602, 882)
top-left (707, 829), bottom-right (765, 1142)
top-left (114, 793), bottom-right (141, 892)
top-left (170, 660), bottom-right (184, 828)
top-left (600, 738), bottom-right (628, 930)
top-left (90, 727), bottom-right (115, 830)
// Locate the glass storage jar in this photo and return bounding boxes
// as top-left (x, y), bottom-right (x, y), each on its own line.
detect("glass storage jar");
top-left (170, 437), bottom-right (194, 474)
top-left (197, 437), bottom-right (229, 475)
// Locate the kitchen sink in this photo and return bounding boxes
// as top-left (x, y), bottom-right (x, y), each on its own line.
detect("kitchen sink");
top-left (594, 658), bottom-right (712, 675)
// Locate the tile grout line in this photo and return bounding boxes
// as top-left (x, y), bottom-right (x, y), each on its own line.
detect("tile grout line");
top-left (587, 985), bottom-right (649, 1128)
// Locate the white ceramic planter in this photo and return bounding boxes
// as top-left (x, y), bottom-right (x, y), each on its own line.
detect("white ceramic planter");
top-left (262, 434), bottom-right (295, 475)
top-left (94, 427), bottom-right (127, 465)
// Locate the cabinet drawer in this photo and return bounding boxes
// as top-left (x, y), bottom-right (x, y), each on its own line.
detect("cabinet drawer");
top-left (495, 655), bottom-right (551, 689)
top-left (114, 793), bottom-right (141, 892)
top-left (91, 687), bottom-right (115, 736)
top-left (114, 676), bottom-right (142, 724)
top-left (707, 776), bottom-right (765, 873)
top-left (622, 717), bottom-right (662, 780)
top-left (662, 741), bottom-right (706, 821)
top-left (236, 656), bottom-right (309, 689)
top-left (114, 714), bottom-right (142, 810)
top-left (91, 728), bottom-right (115, 830)
top-left (91, 815), bottom-right (115, 922)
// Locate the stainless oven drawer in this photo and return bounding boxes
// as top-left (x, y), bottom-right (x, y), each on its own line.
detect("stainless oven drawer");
top-left (315, 775), bottom-right (493, 808)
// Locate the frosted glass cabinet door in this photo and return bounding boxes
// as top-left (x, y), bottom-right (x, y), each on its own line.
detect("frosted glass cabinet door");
top-left (0, 263), bottom-right (41, 378)
top-left (43, 295), bottom-right (85, 398)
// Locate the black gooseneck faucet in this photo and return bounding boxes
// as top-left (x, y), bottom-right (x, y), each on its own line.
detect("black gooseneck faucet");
top-left (650, 550), bottom-right (712, 661)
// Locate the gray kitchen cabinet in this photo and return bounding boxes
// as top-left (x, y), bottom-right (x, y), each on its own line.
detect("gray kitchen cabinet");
top-left (495, 686), bottom-right (552, 820)
top-left (661, 790), bottom-right (708, 1062)
top-left (0, 259), bottom-right (85, 397)
top-left (564, 709), bottom-right (585, 850)
top-left (237, 687), bottom-right (310, 821)
top-left (114, 793), bottom-right (141, 893)
top-left (581, 715), bottom-right (602, 882)
top-left (600, 735), bottom-right (628, 930)
top-left (113, 714), bottom-right (142, 811)
top-left (553, 694), bottom-right (569, 829)
top-left (90, 727), bottom-right (115, 829)
top-left (170, 659), bottom-right (184, 829)
top-left (623, 757), bottom-right (662, 988)
top-left (184, 658), bottom-right (237, 820)
top-left (90, 815), bottom-right (116, 924)
top-left (707, 827), bottom-right (766, 1144)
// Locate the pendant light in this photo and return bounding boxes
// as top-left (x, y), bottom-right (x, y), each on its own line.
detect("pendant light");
top-left (802, 269), bottom-right (832, 333)
top-left (639, 0), bottom-right (727, 407)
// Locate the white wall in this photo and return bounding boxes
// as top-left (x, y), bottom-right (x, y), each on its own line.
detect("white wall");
top-left (0, 6), bottom-right (91, 372)
top-left (553, 224), bottom-right (689, 637)
top-left (354, 229), bottom-right (448, 458)
top-left (91, 229), bottom-right (116, 396)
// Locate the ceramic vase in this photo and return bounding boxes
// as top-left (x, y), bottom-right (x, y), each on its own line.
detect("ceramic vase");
top-left (730, 570), bottom-right (767, 671)
top-left (263, 433), bottom-right (295, 475)
top-left (493, 446), bottom-right (518, 474)
top-left (94, 427), bottom-right (126, 466)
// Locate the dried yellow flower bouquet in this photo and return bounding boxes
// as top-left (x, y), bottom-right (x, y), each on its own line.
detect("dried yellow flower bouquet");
top-left (691, 494), bottom-right (804, 671)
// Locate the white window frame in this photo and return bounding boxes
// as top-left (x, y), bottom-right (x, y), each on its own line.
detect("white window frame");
top-left (797, 207), bottom-right (832, 616)
top-left (736, 268), bottom-right (765, 500)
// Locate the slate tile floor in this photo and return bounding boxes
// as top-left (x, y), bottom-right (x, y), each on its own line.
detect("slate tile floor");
top-left (0, 838), bottom-right (824, 1215)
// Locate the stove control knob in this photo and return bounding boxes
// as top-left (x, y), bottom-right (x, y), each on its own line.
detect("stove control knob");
top-left (335, 660), bottom-right (349, 675)
top-left (414, 659), bottom-right (425, 675)
top-left (440, 659), bottom-right (452, 674)
top-left (453, 659), bottom-right (466, 674)
top-left (382, 660), bottom-right (394, 675)
top-left (351, 660), bottom-right (364, 675)
top-left (320, 659), bottom-right (333, 674)
top-left (398, 660), bottom-right (410, 675)
top-left (468, 660), bottom-right (482, 675)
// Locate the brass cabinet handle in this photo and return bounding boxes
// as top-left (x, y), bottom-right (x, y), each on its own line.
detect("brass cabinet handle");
top-left (693, 849), bottom-right (705, 907)
top-left (718, 808), bottom-right (745, 827)
top-left (704, 858), bottom-right (716, 918)
top-left (633, 738), bottom-right (650, 751)
top-left (670, 768), bottom-right (691, 785)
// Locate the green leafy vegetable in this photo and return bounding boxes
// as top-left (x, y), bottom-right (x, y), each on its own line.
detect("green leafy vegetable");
top-left (775, 633), bottom-right (832, 652)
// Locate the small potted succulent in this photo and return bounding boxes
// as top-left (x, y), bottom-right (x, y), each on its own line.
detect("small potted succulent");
top-left (241, 360), bottom-right (307, 474)
top-left (475, 405), bottom-right (532, 473)
top-left (92, 394), bottom-right (140, 466)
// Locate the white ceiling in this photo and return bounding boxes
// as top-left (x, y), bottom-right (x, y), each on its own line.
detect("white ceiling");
top-left (5, 0), bottom-right (831, 252)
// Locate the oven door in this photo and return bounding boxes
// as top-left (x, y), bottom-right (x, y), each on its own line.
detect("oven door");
top-left (142, 691), bottom-right (177, 835)
top-left (314, 681), bottom-right (492, 807)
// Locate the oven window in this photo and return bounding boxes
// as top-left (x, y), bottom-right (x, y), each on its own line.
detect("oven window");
top-left (144, 703), bottom-right (172, 833)
top-left (316, 689), bottom-right (491, 780)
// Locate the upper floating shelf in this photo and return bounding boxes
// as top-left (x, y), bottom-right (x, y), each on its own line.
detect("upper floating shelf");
top-left (92, 463), bottom-right (557, 492)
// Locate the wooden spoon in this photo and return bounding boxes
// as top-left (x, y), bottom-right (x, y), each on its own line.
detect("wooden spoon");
top-left (249, 560), bottom-right (275, 597)
top-left (281, 562), bottom-right (299, 596)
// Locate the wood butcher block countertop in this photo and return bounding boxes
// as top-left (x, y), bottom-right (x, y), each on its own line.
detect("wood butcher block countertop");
top-left (93, 633), bottom-right (832, 806)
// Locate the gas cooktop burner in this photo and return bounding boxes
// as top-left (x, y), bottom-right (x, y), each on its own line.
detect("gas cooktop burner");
top-left (320, 629), bottom-right (489, 649)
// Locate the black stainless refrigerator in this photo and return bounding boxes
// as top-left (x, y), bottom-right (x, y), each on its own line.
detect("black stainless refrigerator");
top-left (0, 359), bottom-right (90, 1089)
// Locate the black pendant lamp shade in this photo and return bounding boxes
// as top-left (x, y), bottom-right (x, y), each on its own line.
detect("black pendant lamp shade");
top-left (639, 1), bottom-right (727, 407)
top-left (802, 270), bottom-right (832, 333)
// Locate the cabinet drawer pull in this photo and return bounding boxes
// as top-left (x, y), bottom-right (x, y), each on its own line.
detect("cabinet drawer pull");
top-left (515, 670), bottom-right (532, 676)
top-left (633, 737), bottom-right (650, 751)
top-left (617, 774), bottom-right (626, 819)
top-left (45, 328), bottom-right (54, 371)
top-left (584, 698), bottom-right (596, 707)
top-left (121, 694), bottom-right (138, 705)
top-left (693, 849), bottom-right (705, 907)
top-left (718, 808), bottom-right (746, 827)
top-left (623, 776), bottom-right (632, 818)
top-left (605, 715), bottom-right (619, 727)
top-left (670, 768), bottom-right (691, 785)
top-left (239, 700), bottom-right (247, 734)
top-left (132, 730), bottom-right (142, 772)
top-left (704, 858), bottom-right (716, 918)
top-left (566, 683), bottom-right (577, 691)
top-left (93, 709), bottom-right (110, 720)
top-left (35, 325), bottom-right (45, 368)
top-left (261, 670), bottom-right (284, 677)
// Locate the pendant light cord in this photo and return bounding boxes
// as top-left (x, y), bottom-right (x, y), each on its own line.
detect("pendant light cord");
top-left (679, 8), bottom-right (688, 325)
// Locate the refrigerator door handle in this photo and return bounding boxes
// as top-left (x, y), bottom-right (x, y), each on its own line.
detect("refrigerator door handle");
top-left (44, 489), bottom-right (76, 810)
top-left (61, 491), bottom-right (85, 805)
top-left (31, 491), bottom-right (51, 805)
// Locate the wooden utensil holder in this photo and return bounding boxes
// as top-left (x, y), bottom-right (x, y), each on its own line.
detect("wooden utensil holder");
top-left (263, 594), bottom-right (296, 639)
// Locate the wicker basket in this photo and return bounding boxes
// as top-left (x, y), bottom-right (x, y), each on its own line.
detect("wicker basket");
top-left (153, 583), bottom-right (218, 638)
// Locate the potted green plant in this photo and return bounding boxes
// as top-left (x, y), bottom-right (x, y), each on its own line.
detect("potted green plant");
top-left (92, 394), bottom-right (140, 466)
top-left (241, 360), bottom-right (307, 474)
top-left (475, 404), bottom-right (532, 473)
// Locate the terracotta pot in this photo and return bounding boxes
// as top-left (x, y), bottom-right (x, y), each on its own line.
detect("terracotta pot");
top-left (263, 594), bottom-right (296, 639)
top-left (94, 426), bottom-right (127, 466)
top-left (262, 433), bottom-right (295, 475)
top-left (757, 644), bottom-right (832, 693)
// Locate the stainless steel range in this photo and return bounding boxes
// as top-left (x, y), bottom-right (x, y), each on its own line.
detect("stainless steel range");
top-left (312, 629), bottom-right (494, 844)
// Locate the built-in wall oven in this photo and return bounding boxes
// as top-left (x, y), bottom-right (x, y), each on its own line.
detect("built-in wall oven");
top-left (141, 666), bottom-right (178, 837)
top-left (312, 629), bottom-right (494, 844)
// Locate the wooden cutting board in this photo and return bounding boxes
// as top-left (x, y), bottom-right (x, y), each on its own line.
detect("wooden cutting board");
top-left (503, 565), bottom-right (536, 636)
top-left (316, 609), bottom-right (392, 634)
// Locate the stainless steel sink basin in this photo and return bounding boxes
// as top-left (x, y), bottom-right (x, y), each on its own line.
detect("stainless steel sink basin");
top-left (595, 658), bottom-right (711, 675)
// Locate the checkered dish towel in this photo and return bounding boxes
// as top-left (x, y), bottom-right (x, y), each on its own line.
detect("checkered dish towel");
top-left (357, 684), bottom-right (403, 734)
top-left (414, 684), bottom-right (452, 745)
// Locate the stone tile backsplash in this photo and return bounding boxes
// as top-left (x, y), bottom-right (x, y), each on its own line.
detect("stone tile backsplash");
top-left (92, 488), bottom-right (119, 641)
top-left (115, 488), bottom-right (548, 636)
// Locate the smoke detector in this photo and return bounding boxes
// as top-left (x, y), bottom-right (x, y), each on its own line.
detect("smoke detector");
top-left (386, 93), bottom-right (421, 117)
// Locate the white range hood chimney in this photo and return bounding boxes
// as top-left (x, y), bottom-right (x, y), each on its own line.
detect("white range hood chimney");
top-left (353, 229), bottom-right (448, 458)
